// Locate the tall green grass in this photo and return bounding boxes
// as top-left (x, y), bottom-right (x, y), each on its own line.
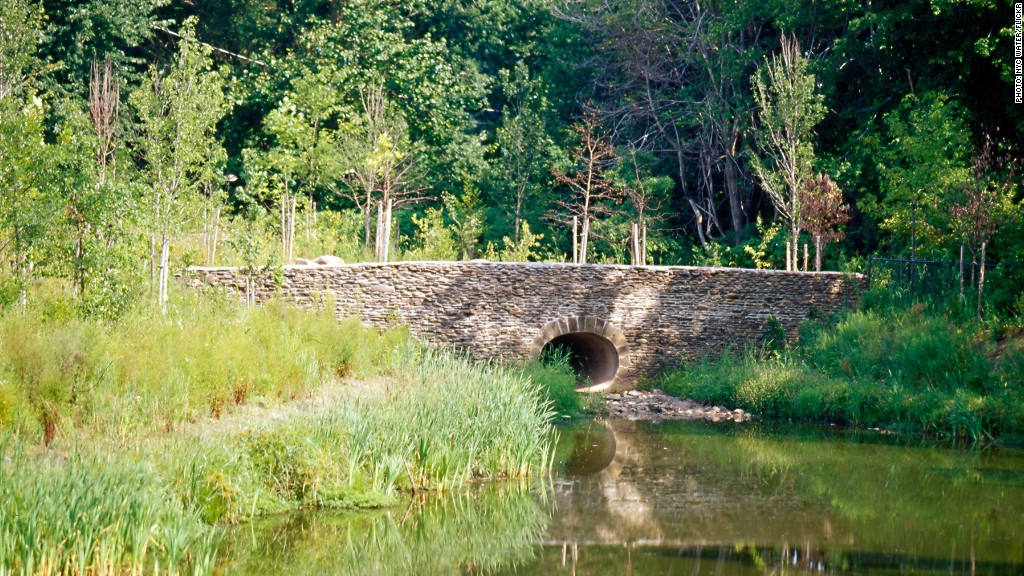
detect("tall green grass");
top-left (349, 347), bottom-right (557, 490)
top-left (0, 439), bottom-right (218, 576)
top-left (658, 301), bottom-right (1024, 443)
top-left (0, 292), bottom-right (408, 444)
top-left (158, 345), bottom-right (558, 526)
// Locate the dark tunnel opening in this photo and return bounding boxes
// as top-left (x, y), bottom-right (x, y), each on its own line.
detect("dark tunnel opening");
top-left (541, 332), bottom-right (619, 388)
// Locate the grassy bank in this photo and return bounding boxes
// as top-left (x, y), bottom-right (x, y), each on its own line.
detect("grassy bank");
top-left (657, 299), bottom-right (1024, 443)
top-left (0, 292), bottom-right (565, 575)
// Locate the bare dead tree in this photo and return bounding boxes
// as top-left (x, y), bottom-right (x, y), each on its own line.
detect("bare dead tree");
top-left (90, 57), bottom-right (119, 183)
top-left (622, 145), bottom-right (668, 265)
top-left (552, 107), bottom-right (621, 264)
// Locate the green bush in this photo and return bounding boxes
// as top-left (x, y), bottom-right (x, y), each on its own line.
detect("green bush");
top-left (658, 303), bottom-right (1022, 442)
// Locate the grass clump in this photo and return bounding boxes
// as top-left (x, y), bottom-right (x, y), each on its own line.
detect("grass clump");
top-left (351, 347), bottom-right (557, 489)
top-left (658, 299), bottom-right (1024, 443)
top-left (152, 346), bottom-right (557, 525)
top-left (522, 346), bottom-right (585, 420)
top-left (0, 439), bottom-right (218, 575)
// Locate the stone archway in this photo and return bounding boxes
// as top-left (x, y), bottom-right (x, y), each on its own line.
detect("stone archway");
top-left (530, 316), bottom-right (630, 392)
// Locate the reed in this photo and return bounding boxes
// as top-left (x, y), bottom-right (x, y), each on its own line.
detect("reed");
top-left (0, 438), bottom-right (217, 575)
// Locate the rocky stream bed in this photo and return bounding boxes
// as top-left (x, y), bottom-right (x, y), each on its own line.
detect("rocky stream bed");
top-left (603, 390), bottom-right (753, 424)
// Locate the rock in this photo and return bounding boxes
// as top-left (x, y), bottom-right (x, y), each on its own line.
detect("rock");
top-left (598, 389), bottom-right (755, 424)
top-left (314, 255), bottom-right (346, 265)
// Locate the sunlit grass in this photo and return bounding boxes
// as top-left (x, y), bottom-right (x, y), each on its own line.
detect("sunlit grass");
top-left (658, 302), bottom-right (1024, 443)
top-left (0, 290), bottom-right (561, 575)
top-left (0, 439), bottom-right (218, 576)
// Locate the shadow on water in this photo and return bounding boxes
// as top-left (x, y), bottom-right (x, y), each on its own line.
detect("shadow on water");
top-left (218, 419), bottom-right (1024, 575)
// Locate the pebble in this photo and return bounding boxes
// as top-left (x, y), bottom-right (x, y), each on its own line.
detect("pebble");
top-left (602, 389), bottom-right (754, 424)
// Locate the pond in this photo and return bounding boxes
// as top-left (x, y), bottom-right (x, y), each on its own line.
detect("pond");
top-left (216, 419), bottom-right (1024, 575)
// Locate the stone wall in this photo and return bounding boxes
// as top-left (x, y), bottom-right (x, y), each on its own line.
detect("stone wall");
top-left (183, 262), bottom-right (865, 388)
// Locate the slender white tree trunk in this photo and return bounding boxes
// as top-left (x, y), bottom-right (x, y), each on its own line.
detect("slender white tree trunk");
top-left (580, 217), bottom-right (590, 264)
top-left (382, 198), bottom-right (392, 263)
top-left (210, 207), bottom-right (221, 265)
top-left (150, 234), bottom-right (157, 298)
top-left (641, 222), bottom-right (647, 266)
top-left (978, 241), bottom-right (986, 317)
top-left (159, 236), bottom-right (170, 314)
top-left (572, 216), bottom-right (578, 264)
top-left (288, 196), bottom-right (296, 263)
top-left (375, 201), bottom-right (384, 262)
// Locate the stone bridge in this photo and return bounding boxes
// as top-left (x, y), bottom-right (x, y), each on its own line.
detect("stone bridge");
top-left (185, 262), bottom-right (864, 390)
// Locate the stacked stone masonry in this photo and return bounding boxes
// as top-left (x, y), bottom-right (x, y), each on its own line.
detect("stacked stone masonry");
top-left (183, 262), bottom-right (865, 389)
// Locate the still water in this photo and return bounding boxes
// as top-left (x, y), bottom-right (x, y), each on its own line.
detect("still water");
top-left (217, 419), bottom-right (1024, 575)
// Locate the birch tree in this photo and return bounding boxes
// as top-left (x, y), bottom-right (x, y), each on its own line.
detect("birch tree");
top-left (132, 18), bottom-right (228, 311)
top-left (341, 83), bottom-right (427, 261)
top-left (751, 34), bottom-right (825, 271)
top-left (0, 0), bottom-right (51, 310)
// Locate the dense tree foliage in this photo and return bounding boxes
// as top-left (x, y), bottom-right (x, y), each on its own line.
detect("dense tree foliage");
top-left (1, 0), bottom-right (1021, 316)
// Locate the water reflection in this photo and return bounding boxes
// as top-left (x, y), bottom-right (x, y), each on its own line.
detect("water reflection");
top-left (218, 419), bottom-right (1024, 575)
top-left (215, 483), bottom-right (548, 575)
top-left (524, 419), bottom-right (1024, 575)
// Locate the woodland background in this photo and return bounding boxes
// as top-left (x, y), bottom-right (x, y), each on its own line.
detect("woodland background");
top-left (1, 0), bottom-right (1021, 316)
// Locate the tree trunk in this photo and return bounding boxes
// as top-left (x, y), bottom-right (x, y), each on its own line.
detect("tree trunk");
top-left (364, 188), bottom-right (374, 249)
top-left (725, 159), bottom-right (744, 246)
top-left (375, 201), bottom-right (383, 262)
top-left (210, 207), bottom-right (221, 265)
top-left (382, 198), bottom-right (392, 263)
top-left (580, 217), bottom-right (590, 264)
top-left (149, 234), bottom-right (157, 298)
top-left (158, 236), bottom-right (170, 314)
top-left (790, 221), bottom-right (800, 272)
top-left (572, 216), bottom-right (578, 264)
top-left (281, 192), bottom-right (287, 262)
top-left (978, 241), bottom-right (986, 318)
top-left (687, 199), bottom-right (709, 251)
top-left (959, 244), bottom-right (964, 297)
top-left (641, 223), bottom-right (647, 266)
top-left (288, 196), bottom-right (297, 263)
top-left (514, 187), bottom-right (524, 243)
top-left (815, 235), bottom-right (823, 272)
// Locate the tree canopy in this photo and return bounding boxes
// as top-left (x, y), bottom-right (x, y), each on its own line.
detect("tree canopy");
top-left (0, 0), bottom-right (1021, 315)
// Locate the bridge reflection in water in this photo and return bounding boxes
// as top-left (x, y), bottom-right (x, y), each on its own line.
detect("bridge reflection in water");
top-left (508, 419), bottom-right (1024, 576)
top-left (217, 419), bottom-right (1024, 575)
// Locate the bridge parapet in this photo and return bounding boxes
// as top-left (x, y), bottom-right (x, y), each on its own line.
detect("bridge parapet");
top-left (184, 262), bottom-right (865, 390)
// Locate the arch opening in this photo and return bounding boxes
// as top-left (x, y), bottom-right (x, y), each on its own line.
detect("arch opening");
top-left (542, 332), bottom-right (620, 388)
